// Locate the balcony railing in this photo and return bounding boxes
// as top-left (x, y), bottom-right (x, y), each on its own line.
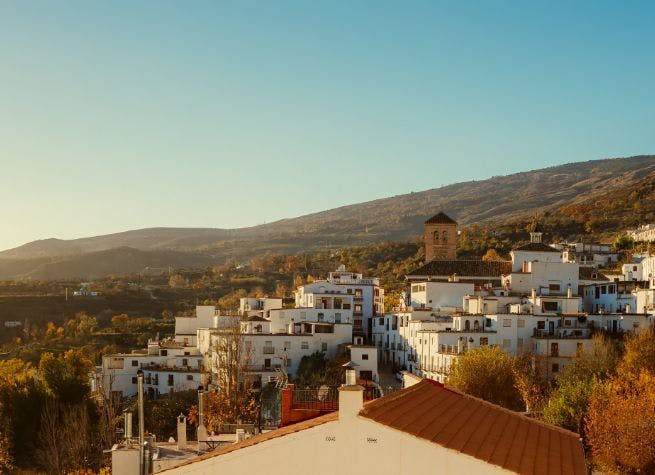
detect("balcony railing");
top-left (263, 347), bottom-right (275, 354)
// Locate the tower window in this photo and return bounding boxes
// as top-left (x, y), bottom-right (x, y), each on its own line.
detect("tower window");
top-left (433, 231), bottom-right (440, 242)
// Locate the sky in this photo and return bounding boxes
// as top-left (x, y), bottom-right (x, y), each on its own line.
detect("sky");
top-left (1, 1), bottom-right (654, 251)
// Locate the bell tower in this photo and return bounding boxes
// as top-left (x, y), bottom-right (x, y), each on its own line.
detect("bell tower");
top-left (424, 212), bottom-right (457, 261)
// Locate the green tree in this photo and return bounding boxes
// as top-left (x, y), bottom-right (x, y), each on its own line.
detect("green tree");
top-left (39, 350), bottom-right (93, 404)
top-left (447, 346), bottom-right (523, 410)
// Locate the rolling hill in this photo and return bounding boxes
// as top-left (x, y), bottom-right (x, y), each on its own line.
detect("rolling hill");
top-left (1, 155), bottom-right (654, 279)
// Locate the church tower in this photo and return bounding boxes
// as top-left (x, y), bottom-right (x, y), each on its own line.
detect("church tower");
top-left (424, 212), bottom-right (458, 261)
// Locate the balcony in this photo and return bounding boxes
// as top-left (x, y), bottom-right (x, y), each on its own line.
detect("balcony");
top-left (439, 344), bottom-right (465, 355)
top-left (263, 346), bottom-right (275, 354)
top-left (533, 328), bottom-right (591, 339)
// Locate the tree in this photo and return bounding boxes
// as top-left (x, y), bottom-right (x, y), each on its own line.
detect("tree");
top-left (192, 320), bottom-right (257, 428)
top-left (612, 234), bottom-right (635, 252)
top-left (168, 274), bottom-right (188, 288)
top-left (618, 326), bottom-right (655, 379)
top-left (586, 372), bottom-right (655, 473)
top-left (482, 248), bottom-right (503, 261)
top-left (513, 353), bottom-right (549, 415)
top-left (39, 350), bottom-right (93, 404)
top-left (542, 335), bottom-right (619, 433)
top-left (447, 346), bottom-right (523, 410)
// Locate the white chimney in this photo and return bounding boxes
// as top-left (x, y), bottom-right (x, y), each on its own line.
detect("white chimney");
top-left (567, 286), bottom-right (573, 298)
top-left (177, 414), bottom-right (187, 450)
top-left (339, 361), bottom-right (363, 420)
top-left (197, 386), bottom-right (208, 451)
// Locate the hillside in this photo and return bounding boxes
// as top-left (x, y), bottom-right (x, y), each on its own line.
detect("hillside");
top-left (1, 155), bottom-right (654, 279)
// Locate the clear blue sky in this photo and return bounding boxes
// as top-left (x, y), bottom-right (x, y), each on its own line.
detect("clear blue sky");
top-left (1, 1), bottom-right (654, 251)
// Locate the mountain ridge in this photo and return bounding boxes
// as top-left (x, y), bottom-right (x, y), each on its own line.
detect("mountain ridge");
top-left (2, 154), bottom-right (654, 279)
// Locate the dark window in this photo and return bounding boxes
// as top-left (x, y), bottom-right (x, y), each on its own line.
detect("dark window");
top-left (131, 360), bottom-right (138, 367)
top-left (362, 354), bottom-right (369, 360)
top-left (186, 375), bottom-right (193, 381)
top-left (479, 337), bottom-right (488, 345)
top-left (131, 377), bottom-right (137, 384)
top-left (537, 321), bottom-right (545, 330)
top-left (160, 350), bottom-right (168, 356)
top-left (548, 283), bottom-right (560, 292)
top-left (550, 342), bottom-right (559, 357)
top-left (182, 358), bottom-right (188, 366)
top-left (360, 370), bottom-right (373, 381)
top-left (543, 301), bottom-right (558, 312)
top-left (264, 358), bottom-right (271, 369)
top-left (167, 375), bottom-right (174, 386)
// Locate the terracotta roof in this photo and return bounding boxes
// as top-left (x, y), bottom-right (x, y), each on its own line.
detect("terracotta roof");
top-left (425, 212), bottom-right (457, 225)
top-left (579, 266), bottom-right (609, 281)
top-left (160, 412), bottom-right (338, 472)
top-left (407, 260), bottom-right (512, 278)
top-left (512, 242), bottom-right (559, 253)
top-left (359, 380), bottom-right (587, 475)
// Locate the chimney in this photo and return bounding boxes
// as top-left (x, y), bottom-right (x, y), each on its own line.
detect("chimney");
top-left (123, 409), bottom-right (133, 444)
top-left (567, 285), bottom-right (573, 298)
top-left (339, 361), bottom-right (363, 421)
top-left (137, 370), bottom-right (145, 474)
top-left (197, 386), bottom-right (208, 451)
top-left (531, 288), bottom-right (537, 299)
top-left (177, 414), bottom-right (187, 450)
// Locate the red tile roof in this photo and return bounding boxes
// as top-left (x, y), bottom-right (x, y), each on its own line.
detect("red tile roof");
top-left (359, 379), bottom-right (587, 475)
top-left (407, 259), bottom-right (512, 278)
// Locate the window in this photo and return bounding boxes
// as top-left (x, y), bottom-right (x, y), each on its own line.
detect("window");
top-left (542, 301), bottom-right (558, 312)
top-left (355, 289), bottom-right (363, 297)
top-left (321, 342), bottom-right (328, 352)
top-left (182, 358), bottom-right (188, 366)
top-left (601, 286), bottom-right (607, 295)
top-left (479, 337), bottom-right (488, 345)
top-left (465, 320), bottom-right (470, 331)
top-left (609, 284), bottom-right (615, 294)
top-left (442, 230), bottom-right (448, 244)
top-left (186, 375), bottom-right (193, 381)
top-left (131, 360), bottom-right (138, 367)
top-left (552, 363), bottom-right (559, 373)
top-left (335, 313), bottom-right (341, 323)
top-left (433, 231), bottom-right (440, 242)
top-left (264, 358), bottom-right (271, 369)
top-left (284, 341), bottom-right (291, 351)
top-left (378, 317), bottom-right (384, 325)
top-left (362, 354), bottom-right (369, 360)
top-left (517, 338), bottom-right (524, 348)
top-left (503, 319), bottom-right (512, 327)
top-left (360, 370), bottom-right (373, 381)
top-left (537, 321), bottom-right (545, 330)
top-left (131, 377), bottom-right (137, 384)
top-left (167, 375), bottom-right (174, 386)
top-left (550, 342), bottom-right (559, 357)
top-left (318, 312), bottom-right (325, 322)
top-left (301, 341), bottom-right (309, 349)
top-left (160, 350), bottom-right (168, 356)
top-left (549, 283), bottom-right (561, 292)
top-left (564, 319), bottom-right (572, 327)
top-left (517, 319), bottom-right (525, 328)
top-left (354, 304), bottom-right (362, 315)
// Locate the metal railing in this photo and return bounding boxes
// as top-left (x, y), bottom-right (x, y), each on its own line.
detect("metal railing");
top-left (292, 387), bottom-right (339, 411)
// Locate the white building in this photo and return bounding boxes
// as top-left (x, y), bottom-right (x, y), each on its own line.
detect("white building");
top-left (298, 265), bottom-right (383, 340)
top-left (628, 224), bottom-right (655, 242)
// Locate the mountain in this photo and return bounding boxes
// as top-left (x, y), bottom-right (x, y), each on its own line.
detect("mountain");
top-left (1, 155), bottom-right (654, 279)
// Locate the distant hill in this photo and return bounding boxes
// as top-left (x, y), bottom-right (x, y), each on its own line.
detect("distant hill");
top-left (1, 155), bottom-right (653, 279)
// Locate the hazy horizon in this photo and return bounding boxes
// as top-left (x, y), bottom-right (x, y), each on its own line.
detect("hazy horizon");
top-left (2, 1), bottom-right (654, 251)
